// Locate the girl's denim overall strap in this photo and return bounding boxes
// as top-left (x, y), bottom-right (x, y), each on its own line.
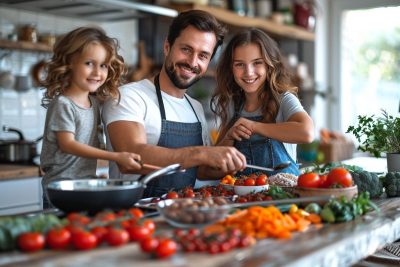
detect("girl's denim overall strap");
top-left (143, 74), bottom-right (203, 198)
top-left (233, 104), bottom-right (300, 176)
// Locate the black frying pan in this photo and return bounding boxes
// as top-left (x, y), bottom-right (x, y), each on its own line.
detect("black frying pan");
top-left (46, 163), bottom-right (183, 213)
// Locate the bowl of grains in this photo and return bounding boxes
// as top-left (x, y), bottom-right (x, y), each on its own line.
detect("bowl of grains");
top-left (268, 173), bottom-right (298, 187)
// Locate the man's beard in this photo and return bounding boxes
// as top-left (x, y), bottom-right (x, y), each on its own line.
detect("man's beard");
top-left (165, 62), bottom-right (202, 89)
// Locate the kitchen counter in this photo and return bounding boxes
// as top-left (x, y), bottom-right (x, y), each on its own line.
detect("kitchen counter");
top-left (0, 160), bottom-right (109, 181)
top-left (0, 164), bottom-right (40, 180)
top-left (1, 198), bottom-right (400, 267)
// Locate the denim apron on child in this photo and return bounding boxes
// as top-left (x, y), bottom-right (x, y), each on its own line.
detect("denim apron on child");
top-left (233, 103), bottom-right (300, 177)
top-left (143, 75), bottom-right (203, 198)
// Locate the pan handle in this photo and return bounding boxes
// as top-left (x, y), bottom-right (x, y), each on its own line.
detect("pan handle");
top-left (3, 125), bottom-right (25, 141)
top-left (138, 163), bottom-right (185, 185)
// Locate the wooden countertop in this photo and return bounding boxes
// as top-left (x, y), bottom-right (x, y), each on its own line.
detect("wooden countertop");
top-left (1, 198), bottom-right (400, 267)
top-left (0, 160), bottom-right (108, 181)
top-left (0, 164), bottom-right (40, 180)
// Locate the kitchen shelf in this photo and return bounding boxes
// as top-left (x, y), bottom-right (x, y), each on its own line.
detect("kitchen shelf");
top-left (169, 4), bottom-right (315, 42)
top-left (0, 39), bottom-right (53, 53)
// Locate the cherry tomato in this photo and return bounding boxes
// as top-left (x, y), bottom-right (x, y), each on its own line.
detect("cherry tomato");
top-left (184, 190), bottom-right (196, 198)
top-left (127, 225), bottom-right (152, 242)
top-left (202, 191), bottom-right (212, 198)
top-left (238, 197), bottom-right (248, 203)
top-left (128, 208), bottom-right (144, 219)
top-left (91, 226), bottom-right (109, 244)
top-left (318, 174), bottom-right (329, 188)
top-left (297, 172), bottom-right (321, 188)
top-left (18, 232), bottom-right (45, 252)
top-left (326, 168), bottom-right (353, 187)
top-left (64, 224), bottom-right (84, 235)
top-left (105, 228), bottom-right (129, 247)
top-left (166, 191), bottom-right (179, 199)
top-left (248, 173), bottom-right (258, 180)
top-left (46, 228), bottom-right (71, 250)
top-left (95, 211), bottom-right (116, 222)
top-left (155, 239), bottom-right (177, 258)
top-left (256, 174), bottom-right (267, 185)
top-left (244, 178), bottom-right (256, 186)
top-left (234, 179), bottom-right (243, 186)
top-left (140, 236), bottom-right (159, 253)
top-left (67, 213), bottom-right (90, 225)
top-left (142, 219), bottom-right (156, 234)
top-left (72, 231), bottom-right (97, 250)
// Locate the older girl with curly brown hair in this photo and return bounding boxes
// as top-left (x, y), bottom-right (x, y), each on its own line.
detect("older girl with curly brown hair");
top-left (211, 28), bottom-right (314, 176)
top-left (40, 27), bottom-right (141, 205)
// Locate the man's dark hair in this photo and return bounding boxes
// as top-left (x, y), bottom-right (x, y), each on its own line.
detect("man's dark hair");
top-left (167, 9), bottom-right (227, 59)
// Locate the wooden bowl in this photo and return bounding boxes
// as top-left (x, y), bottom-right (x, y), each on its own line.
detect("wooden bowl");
top-left (294, 185), bottom-right (358, 202)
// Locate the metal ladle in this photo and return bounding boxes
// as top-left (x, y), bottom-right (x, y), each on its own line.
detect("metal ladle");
top-left (246, 161), bottom-right (291, 172)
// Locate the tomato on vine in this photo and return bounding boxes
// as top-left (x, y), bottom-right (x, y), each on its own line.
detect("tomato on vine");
top-left (18, 232), bottom-right (45, 252)
top-left (326, 168), bottom-right (353, 187)
top-left (105, 228), bottom-right (129, 247)
top-left (46, 228), bottom-right (71, 249)
top-left (155, 239), bottom-right (177, 258)
top-left (72, 231), bottom-right (97, 250)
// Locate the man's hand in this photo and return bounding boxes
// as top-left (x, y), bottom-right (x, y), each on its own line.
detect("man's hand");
top-left (203, 146), bottom-right (246, 173)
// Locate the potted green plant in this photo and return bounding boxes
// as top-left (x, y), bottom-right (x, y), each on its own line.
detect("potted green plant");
top-left (347, 110), bottom-right (400, 172)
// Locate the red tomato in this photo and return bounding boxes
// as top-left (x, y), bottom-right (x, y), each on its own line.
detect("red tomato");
top-left (127, 225), bottom-right (152, 242)
top-left (140, 236), bottom-right (159, 253)
top-left (67, 213), bottom-right (90, 225)
top-left (18, 232), bottom-right (45, 252)
top-left (297, 172), bottom-right (321, 188)
top-left (95, 211), bottom-right (116, 222)
top-left (234, 179), bottom-right (244, 186)
top-left (184, 190), bottom-right (195, 198)
top-left (166, 191), bottom-right (179, 199)
top-left (326, 168), bottom-right (353, 187)
top-left (72, 231), bottom-right (97, 250)
top-left (64, 224), bottom-right (84, 235)
top-left (142, 219), bottom-right (156, 234)
top-left (244, 178), bottom-right (256, 186)
top-left (105, 228), bottom-right (129, 247)
top-left (46, 228), bottom-right (71, 250)
top-left (248, 173), bottom-right (258, 180)
top-left (155, 239), bottom-right (177, 258)
top-left (91, 226), bottom-right (109, 244)
top-left (128, 208), bottom-right (144, 219)
top-left (319, 174), bottom-right (329, 188)
top-left (256, 174), bottom-right (267, 185)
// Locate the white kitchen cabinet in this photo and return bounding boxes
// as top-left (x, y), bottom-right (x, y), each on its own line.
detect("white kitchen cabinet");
top-left (0, 177), bottom-right (42, 216)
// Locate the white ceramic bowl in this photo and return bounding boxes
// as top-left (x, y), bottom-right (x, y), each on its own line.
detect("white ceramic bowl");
top-left (234, 184), bottom-right (269, 196)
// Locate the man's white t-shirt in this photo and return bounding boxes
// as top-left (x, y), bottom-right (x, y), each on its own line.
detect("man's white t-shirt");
top-left (102, 79), bottom-right (210, 180)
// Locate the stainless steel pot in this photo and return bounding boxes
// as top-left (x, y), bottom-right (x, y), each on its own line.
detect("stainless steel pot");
top-left (0, 125), bottom-right (42, 163)
top-left (46, 163), bottom-right (184, 213)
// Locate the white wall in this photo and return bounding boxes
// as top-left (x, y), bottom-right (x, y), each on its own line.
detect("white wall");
top-left (0, 7), bottom-right (138, 141)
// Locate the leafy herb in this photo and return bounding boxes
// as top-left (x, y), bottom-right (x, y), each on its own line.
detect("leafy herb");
top-left (347, 110), bottom-right (400, 157)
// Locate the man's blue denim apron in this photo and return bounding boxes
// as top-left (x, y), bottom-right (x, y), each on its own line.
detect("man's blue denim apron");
top-left (143, 75), bottom-right (203, 198)
top-left (233, 103), bottom-right (300, 177)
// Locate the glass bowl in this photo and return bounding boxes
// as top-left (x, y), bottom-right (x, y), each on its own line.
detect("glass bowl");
top-left (156, 197), bottom-right (231, 228)
top-left (234, 184), bottom-right (269, 196)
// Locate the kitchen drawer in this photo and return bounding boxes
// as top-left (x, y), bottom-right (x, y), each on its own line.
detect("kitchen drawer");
top-left (0, 177), bottom-right (42, 215)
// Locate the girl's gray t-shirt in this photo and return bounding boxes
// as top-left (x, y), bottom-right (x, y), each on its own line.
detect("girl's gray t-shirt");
top-left (40, 95), bottom-right (101, 185)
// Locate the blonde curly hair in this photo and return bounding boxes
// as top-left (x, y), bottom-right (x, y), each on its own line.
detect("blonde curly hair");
top-left (41, 26), bottom-right (125, 108)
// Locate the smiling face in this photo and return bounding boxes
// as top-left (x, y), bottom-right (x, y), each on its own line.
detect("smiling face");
top-left (232, 43), bottom-right (267, 96)
top-left (164, 25), bottom-right (217, 89)
top-left (68, 41), bottom-right (109, 95)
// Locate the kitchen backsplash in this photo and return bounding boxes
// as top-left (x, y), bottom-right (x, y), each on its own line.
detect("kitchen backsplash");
top-left (0, 7), bottom-right (138, 141)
